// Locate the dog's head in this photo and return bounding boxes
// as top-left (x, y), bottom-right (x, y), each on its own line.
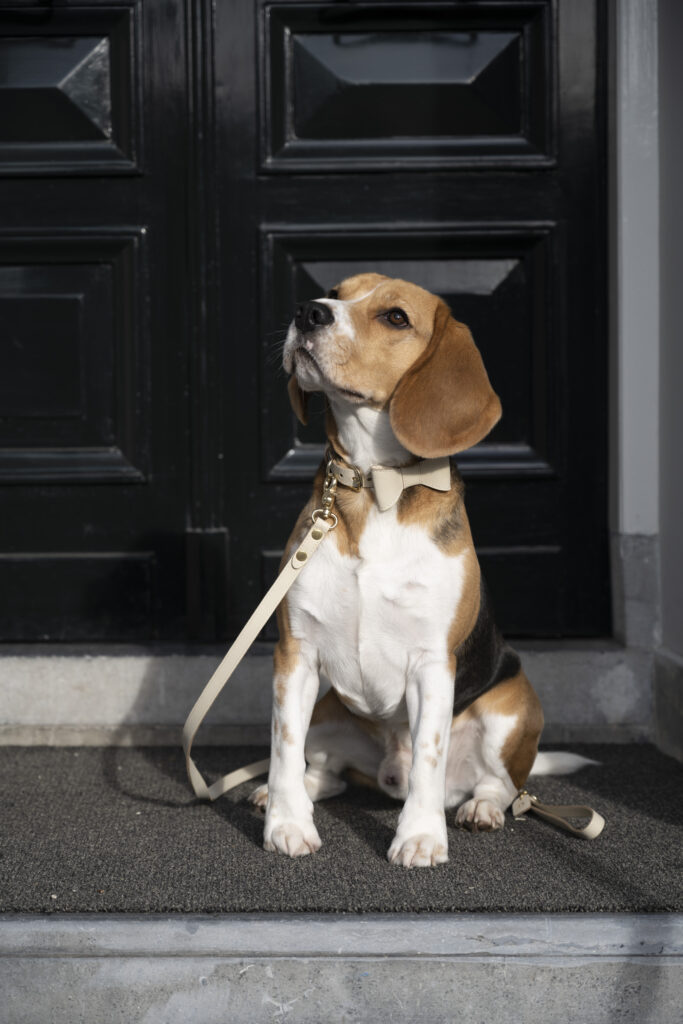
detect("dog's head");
top-left (283, 273), bottom-right (501, 458)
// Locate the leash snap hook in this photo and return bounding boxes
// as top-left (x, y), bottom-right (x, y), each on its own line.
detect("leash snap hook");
top-left (312, 462), bottom-right (339, 528)
top-left (512, 789), bottom-right (534, 819)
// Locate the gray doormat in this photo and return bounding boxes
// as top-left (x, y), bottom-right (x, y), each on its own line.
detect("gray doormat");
top-left (1, 744), bottom-right (681, 914)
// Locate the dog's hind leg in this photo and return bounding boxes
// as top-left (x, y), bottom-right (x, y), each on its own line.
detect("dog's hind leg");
top-left (447, 671), bottom-right (544, 831)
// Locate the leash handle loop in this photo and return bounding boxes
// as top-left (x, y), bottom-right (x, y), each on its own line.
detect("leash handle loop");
top-left (512, 790), bottom-right (605, 840)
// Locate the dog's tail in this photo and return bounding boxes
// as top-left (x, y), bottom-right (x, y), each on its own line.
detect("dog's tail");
top-left (529, 751), bottom-right (599, 776)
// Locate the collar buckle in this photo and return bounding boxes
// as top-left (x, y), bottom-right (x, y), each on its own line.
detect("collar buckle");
top-left (326, 446), bottom-right (365, 492)
top-left (347, 465), bottom-right (364, 491)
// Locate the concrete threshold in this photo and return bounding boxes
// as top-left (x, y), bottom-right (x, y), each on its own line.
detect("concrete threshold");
top-left (0, 640), bottom-right (654, 745)
top-left (1, 913), bottom-right (681, 1023)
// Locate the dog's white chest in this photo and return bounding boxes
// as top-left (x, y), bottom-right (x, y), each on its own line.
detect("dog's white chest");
top-left (288, 507), bottom-right (465, 718)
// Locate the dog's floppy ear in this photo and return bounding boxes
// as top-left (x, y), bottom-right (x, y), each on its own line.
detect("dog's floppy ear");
top-left (287, 375), bottom-right (309, 426)
top-left (389, 301), bottom-right (501, 457)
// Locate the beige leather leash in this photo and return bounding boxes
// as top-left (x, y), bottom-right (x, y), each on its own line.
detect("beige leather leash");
top-left (512, 790), bottom-right (605, 840)
top-left (182, 465), bottom-right (340, 801)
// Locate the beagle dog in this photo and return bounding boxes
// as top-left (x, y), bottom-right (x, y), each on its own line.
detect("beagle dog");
top-left (250, 273), bottom-right (552, 867)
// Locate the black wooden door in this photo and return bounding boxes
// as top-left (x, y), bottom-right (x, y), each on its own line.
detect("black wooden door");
top-left (0, 1), bottom-right (191, 640)
top-left (0, 0), bottom-right (609, 642)
top-left (219, 0), bottom-right (610, 640)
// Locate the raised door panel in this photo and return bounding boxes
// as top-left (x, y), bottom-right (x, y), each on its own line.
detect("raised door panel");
top-left (263, 1), bottom-right (554, 170)
top-left (0, 229), bottom-right (148, 483)
top-left (260, 225), bottom-right (558, 483)
top-left (255, 221), bottom-right (565, 636)
top-left (0, 5), bottom-right (141, 175)
top-left (0, 553), bottom-right (154, 641)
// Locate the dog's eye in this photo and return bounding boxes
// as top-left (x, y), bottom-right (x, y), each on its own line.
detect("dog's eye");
top-left (326, 288), bottom-right (339, 300)
top-left (382, 308), bottom-right (410, 328)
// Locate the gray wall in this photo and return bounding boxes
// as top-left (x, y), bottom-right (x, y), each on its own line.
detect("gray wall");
top-left (656, 0), bottom-right (683, 757)
top-left (609, 0), bottom-right (661, 653)
top-left (611, 0), bottom-right (660, 541)
top-left (659, 0), bottom-right (683, 655)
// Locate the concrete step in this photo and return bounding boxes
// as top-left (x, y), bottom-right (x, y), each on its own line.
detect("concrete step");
top-left (2, 912), bottom-right (681, 1023)
top-left (0, 640), bottom-right (654, 745)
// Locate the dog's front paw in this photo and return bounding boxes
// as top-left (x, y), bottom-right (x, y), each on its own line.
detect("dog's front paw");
top-left (387, 815), bottom-right (448, 868)
top-left (264, 820), bottom-right (322, 857)
top-left (456, 798), bottom-right (505, 832)
top-left (388, 832), bottom-right (448, 868)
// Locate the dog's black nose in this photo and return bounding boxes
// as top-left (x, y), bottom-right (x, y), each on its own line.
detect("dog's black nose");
top-left (295, 300), bottom-right (335, 334)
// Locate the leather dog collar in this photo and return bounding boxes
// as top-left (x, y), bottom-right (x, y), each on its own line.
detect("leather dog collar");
top-left (326, 446), bottom-right (452, 512)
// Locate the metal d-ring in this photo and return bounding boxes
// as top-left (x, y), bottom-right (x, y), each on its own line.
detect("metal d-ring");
top-left (311, 508), bottom-right (338, 528)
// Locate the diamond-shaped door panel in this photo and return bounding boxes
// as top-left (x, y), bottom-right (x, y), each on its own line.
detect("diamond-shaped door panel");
top-left (293, 31), bottom-right (521, 141)
top-left (0, 6), bottom-right (139, 174)
top-left (263, 3), bottom-right (553, 170)
top-left (0, 38), bottom-right (112, 143)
